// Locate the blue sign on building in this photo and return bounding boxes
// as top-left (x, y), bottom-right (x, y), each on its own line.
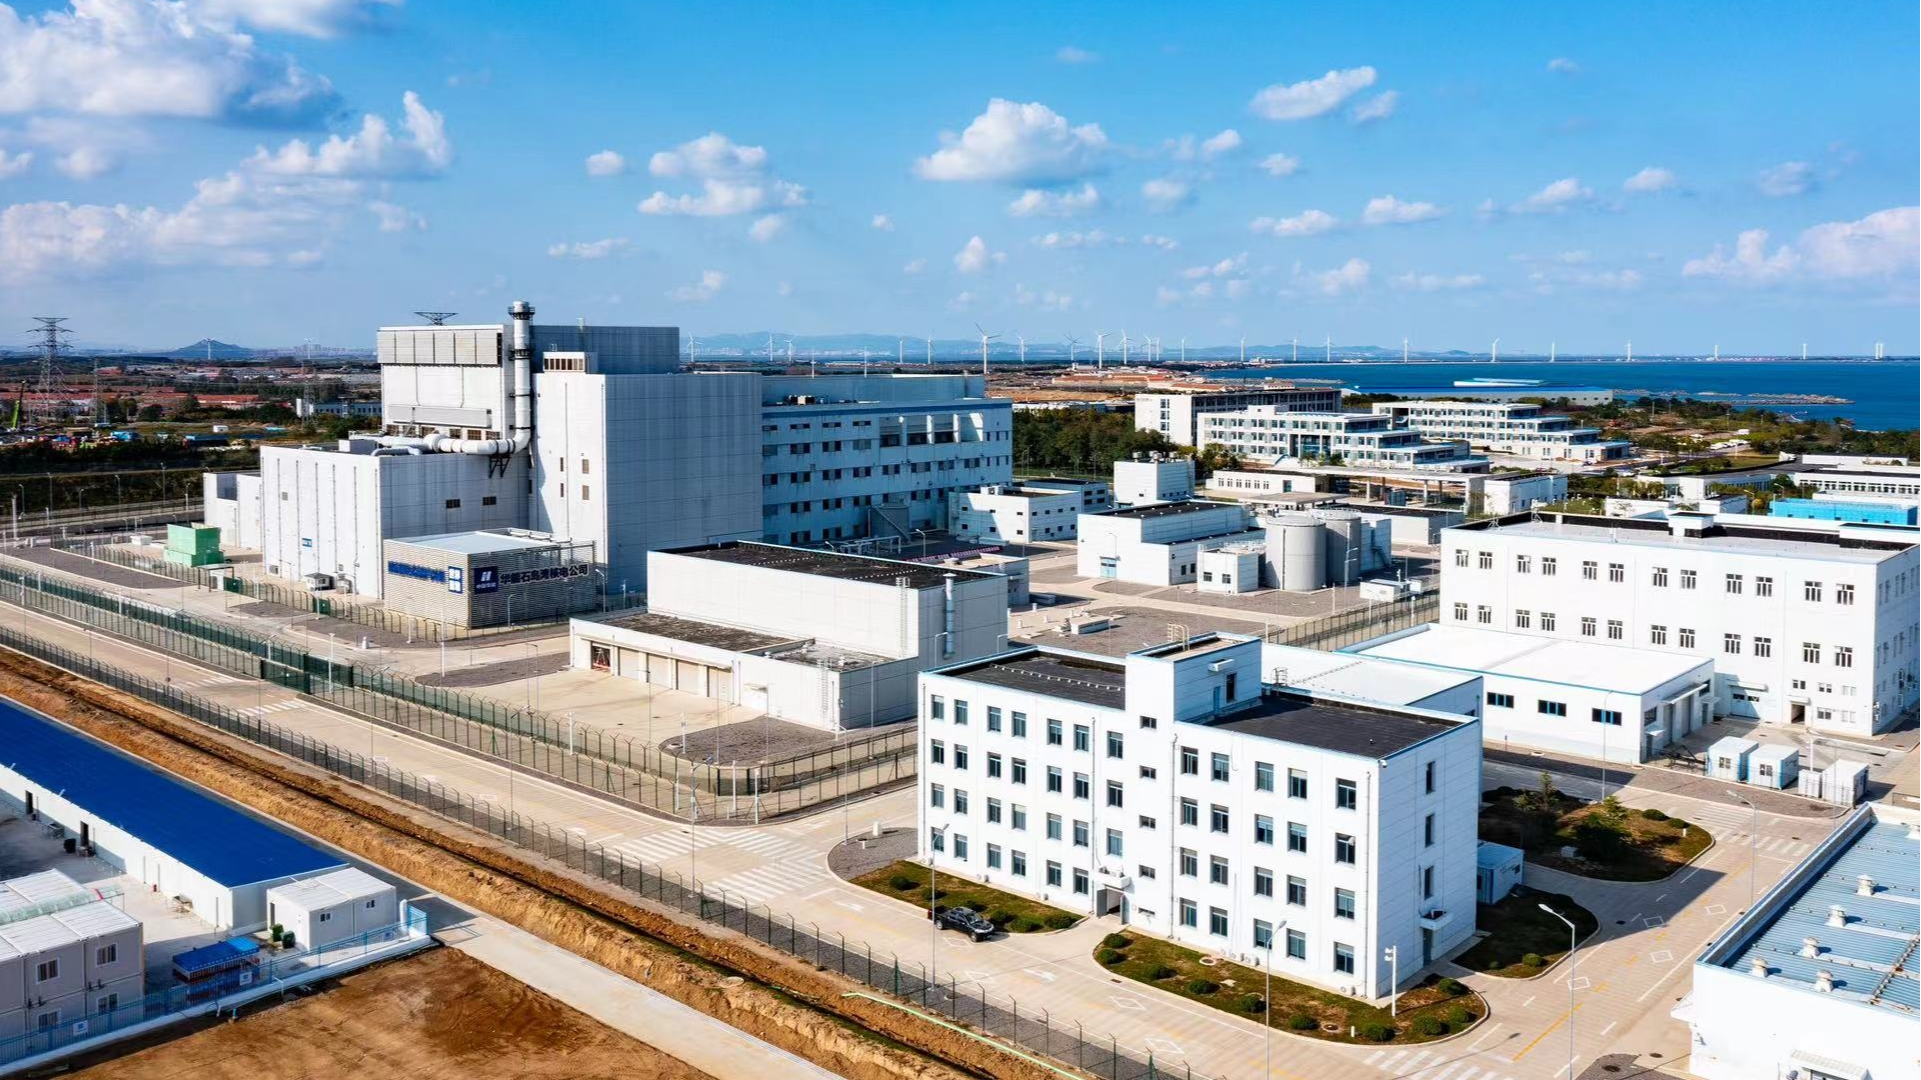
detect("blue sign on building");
top-left (473, 566), bottom-right (499, 593)
top-left (386, 560), bottom-right (447, 583)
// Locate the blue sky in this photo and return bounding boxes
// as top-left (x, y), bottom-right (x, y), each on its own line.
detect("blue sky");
top-left (1, 0), bottom-right (1915, 352)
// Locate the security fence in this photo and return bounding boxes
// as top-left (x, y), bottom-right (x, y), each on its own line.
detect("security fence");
top-left (0, 628), bottom-right (1187, 1080)
top-left (1262, 591), bottom-right (1440, 652)
top-left (0, 552), bottom-right (917, 823)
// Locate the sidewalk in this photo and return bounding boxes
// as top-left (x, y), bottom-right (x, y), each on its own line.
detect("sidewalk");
top-left (1484, 746), bottom-right (1848, 819)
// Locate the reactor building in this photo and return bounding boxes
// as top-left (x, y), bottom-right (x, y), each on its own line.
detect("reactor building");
top-left (204, 303), bottom-right (1013, 617)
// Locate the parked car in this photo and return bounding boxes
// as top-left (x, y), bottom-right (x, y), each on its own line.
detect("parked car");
top-left (930, 905), bottom-right (995, 942)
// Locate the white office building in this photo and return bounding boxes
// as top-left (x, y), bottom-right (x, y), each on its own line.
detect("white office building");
top-left (1439, 511), bottom-right (1921, 735)
top-left (1349, 624), bottom-right (1715, 764)
top-left (1077, 501), bottom-right (1261, 585)
top-left (950, 484), bottom-right (1089, 544)
top-left (1197, 409), bottom-right (1483, 471)
top-left (1135, 387), bottom-right (1342, 447)
top-left (570, 542), bottom-right (1009, 730)
top-left (917, 633), bottom-right (1482, 998)
top-left (0, 871), bottom-right (144, 1041)
top-left (1678, 802), bottom-right (1918, 1080)
top-left (1369, 401), bottom-right (1631, 462)
top-left (1114, 454), bottom-right (1196, 507)
top-left (1800, 462), bottom-right (1921, 500)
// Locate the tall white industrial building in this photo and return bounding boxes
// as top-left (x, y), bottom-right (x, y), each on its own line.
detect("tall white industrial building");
top-left (207, 304), bottom-right (1012, 598)
top-left (1438, 510), bottom-right (1921, 736)
top-left (917, 632), bottom-right (1482, 998)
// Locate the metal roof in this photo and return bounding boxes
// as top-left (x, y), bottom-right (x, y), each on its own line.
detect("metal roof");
top-left (0, 698), bottom-right (343, 889)
top-left (1713, 807), bottom-right (1919, 1016)
top-left (937, 652), bottom-right (1128, 709)
top-left (1206, 691), bottom-right (1470, 759)
top-left (267, 866), bottom-right (392, 909)
top-left (390, 529), bottom-right (583, 555)
top-left (666, 541), bottom-right (995, 589)
top-left (1351, 624), bottom-right (1708, 695)
top-left (1097, 500), bottom-right (1243, 521)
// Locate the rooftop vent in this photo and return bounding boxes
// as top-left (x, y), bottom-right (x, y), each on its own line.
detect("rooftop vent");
top-left (1749, 956), bottom-right (1770, 978)
top-left (1800, 936), bottom-right (1821, 958)
top-left (1814, 970), bottom-right (1835, 993)
top-left (1828, 905), bottom-right (1848, 928)
top-left (1858, 875), bottom-right (1876, 897)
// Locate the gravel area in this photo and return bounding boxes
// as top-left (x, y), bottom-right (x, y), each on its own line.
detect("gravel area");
top-left (827, 826), bottom-right (915, 881)
top-left (660, 716), bottom-right (913, 767)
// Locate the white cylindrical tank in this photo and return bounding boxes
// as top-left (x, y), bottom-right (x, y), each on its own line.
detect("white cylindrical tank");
top-left (1263, 514), bottom-right (1325, 591)
top-left (1317, 510), bottom-right (1365, 586)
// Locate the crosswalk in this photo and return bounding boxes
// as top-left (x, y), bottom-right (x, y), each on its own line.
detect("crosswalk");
top-left (1722, 831), bottom-right (1813, 860)
top-left (599, 828), bottom-right (829, 905)
top-left (1362, 1046), bottom-right (1522, 1080)
top-left (237, 699), bottom-right (305, 717)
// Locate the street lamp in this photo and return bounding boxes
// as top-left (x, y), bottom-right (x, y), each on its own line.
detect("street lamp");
top-left (1539, 903), bottom-right (1576, 1080)
top-left (1385, 944), bottom-right (1398, 1017)
top-left (1726, 789), bottom-right (1757, 908)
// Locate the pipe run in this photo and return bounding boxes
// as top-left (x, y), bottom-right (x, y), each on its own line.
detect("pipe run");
top-left (371, 300), bottom-right (537, 457)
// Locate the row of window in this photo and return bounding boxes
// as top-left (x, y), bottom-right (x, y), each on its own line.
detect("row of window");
top-left (1451, 604), bottom-right (1854, 666)
top-left (1462, 548), bottom-right (1863, 606)
top-left (1484, 691), bottom-right (1621, 724)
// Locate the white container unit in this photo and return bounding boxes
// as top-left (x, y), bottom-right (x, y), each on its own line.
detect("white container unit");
top-left (1745, 744), bottom-right (1800, 790)
top-left (264, 867), bottom-right (397, 950)
top-left (1705, 737), bottom-right (1757, 783)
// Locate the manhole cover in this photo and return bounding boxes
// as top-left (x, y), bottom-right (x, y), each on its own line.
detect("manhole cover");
top-left (1198, 956), bottom-right (1221, 967)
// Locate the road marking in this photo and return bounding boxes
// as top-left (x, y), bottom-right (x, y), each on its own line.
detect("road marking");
top-left (1641, 915), bottom-right (1665, 928)
top-left (1566, 976), bottom-right (1591, 991)
top-left (1111, 995), bottom-right (1145, 1011)
top-left (1521, 995), bottom-right (1536, 1008)
top-left (1600, 1020), bottom-right (1617, 1036)
top-left (1142, 1037), bottom-right (1182, 1055)
top-left (1650, 950), bottom-right (1673, 964)
top-left (1654, 893), bottom-right (1667, 903)
top-left (1466, 1022), bottom-right (1501, 1051)
top-left (1022, 968), bottom-right (1056, 983)
top-left (1706, 904), bottom-right (1727, 915)
top-left (1512, 1002), bottom-right (1583, 1063)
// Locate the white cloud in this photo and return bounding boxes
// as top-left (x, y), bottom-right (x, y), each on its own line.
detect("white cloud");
top-left (1055, 45), bottom-right (1097, 64)
top-left (1347, 91), bottom-right (1398, 124)
top-left (1200, 128), bottom-right (1243, 159)
top-left (1797, 207), bottom-right (1919, 279)
top-left (1568, 268), bottom-right (1642, 291)
top-left (1391, 272), bottom-right (1485, 292)
top-left (953, 234), bottom-right (1003, 274)
top-left (1015, 284), bottom-right (1075, 311)
top-left (1182, 252), bottom-right (1248, 280)
top-left (747, 213), bottom-right (786, 242)
top-left (1361, 195), bottom-right (1443, 225)
top-left (1033, 228), bottom-right (1118, 249)
top-left (0, 149), bottom-right (30, 179)
top-left (1139, 233), bottom-right (1179, 250)
top-left (1622, 166), bottom-right (1674, 193)
top-left (1251, 208), bottom-right (1337, 237)
top-left (1259, 152), bottom-right (1301, 178)
top-left (191, 0), bottom-right (397, 38)
top-left (901, 258), bottom-right (926, 275)
top-left (948, 290), bottom-right (976, 311)
top-left (1546, 57), bottom-right (1580, 74)
top-left (368, 199), bottom-right (424, 232)
top-left (584, 150), bottom-right (626, 177)
top-left (1154, 286), bottom-right (1181, 305)
top-left (1514, 176), bottom-right (1593, 213)
top-left (0, 0), bottom-right (338, 123)
top-left (638, 132), bottom-right (805, 217)
top-left (1141, 178), bottom-right (1193, 213)
top-left (776, 280), bottom-right (794, 297)
top-left (648, 132), bottom-right (768, 178)
top-left (1312, 257), bottom-right (1370, 296)
top-left (1248, 66), bottom-right (1377, 121)
top-left (1557, 250), bottom-right (1591, 264)
top-left (871, 212), bottom-right (895, 231)
top-left (914, 99), bottom-right (1108, 184)
top-left (1756, 160), bottom-right (1816, 198)
top-left (1682, 228), bottom-right (1799, 283)
top-left (247, 91), bottom-right (452, 177)
top-left (666, 269), bottom-right (727, 302)
top-left (1007, 182), bottom-right (1101, 217)
top-left (546, 237), bottom-right (632, 260)
top-left (54, 145), bottom-right (114, 179)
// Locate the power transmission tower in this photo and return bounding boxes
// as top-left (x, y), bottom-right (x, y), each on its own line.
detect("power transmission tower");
top-left (26, 317), bottom-right (73, 429)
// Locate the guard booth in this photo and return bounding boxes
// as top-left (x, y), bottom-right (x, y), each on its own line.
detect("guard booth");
top-left (1704, 737), bottom-right (1757, 783)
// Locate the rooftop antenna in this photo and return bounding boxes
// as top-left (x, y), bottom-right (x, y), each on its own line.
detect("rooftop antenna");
top-left (25, 317), bottom-right (72, 428)
top-left (1095, 330), bottom-right (1108, 372)
top-left (973, 323), bottom-right (1000, 377)
top-left (413, 311), bottom-right (457, 325)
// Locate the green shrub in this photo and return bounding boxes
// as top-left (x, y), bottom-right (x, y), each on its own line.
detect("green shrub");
top-left (985, 909), bottom-right (1014, 926)
top-left (1146, 964), bottom-right (1177, 981)
top-left (1410, 1015), bottom-right (1447, 1037)
top-left (1668, 817), bottom-right (1690, 831)
top-left (1236, 994), bottom-right (1265, 1014)
top-left (1010, 918), bottom-right (1043, 933)
top-left (1096, 948), bottom-right (1123, 966)
top-left (921, 886), bottom-right (947, 902)
top-left (1101, 932), bottom-right (1131, 950)
top-left (887, 873), bottom-right (917, 891)
top-left (1573, 818), bottom-right (1629, 859)
top-left (1043, 913), bottom-right (1078, 930)
top-left (1360, 1022), bottom-right (1396, 1042)
top-left (1523, 952), bottom-right (1545, 967)
top-left (1640, 808), bottom-right (1669, 822)
top-left (1444, 1005), bottom-right (1472, 1027)
top-left (1185, 978), bottom-right (1219, 996)
top-left (1287, 1013), bottom-right (1317, 1031)
top-left (1436, 976), bottom-right (1467, 997)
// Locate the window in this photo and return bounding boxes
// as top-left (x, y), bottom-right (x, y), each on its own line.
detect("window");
top-left (1047, 861), bottom-right (1063, 887)
top-left (1180, 798), bottom-right (1199, 826)
top-left (929, 696), bottom-right (945, 720)
top-left (1592, 709), bottom-right (1623, 726)
top-left (986, 797), bottom-right (1002, 823)
top-left (1485, 691), bottom-right (1514, 709)
top-left (1754, 636), bottom-right (1772, 658)
top-left (35, 959), bottom-right (57, 982)
top-left (1253, 867), bottom-right (1274, 897)
top-left (1422, 864), bottom-right (1436, 900)
top-left (1838, 583), bottom-right (1855, 606)
top-left (1335, 779), bottom-right (1357, 810)
top-left (987, 753), bottom-right (1002, 779)
top-left (96, 944), bottom-right (116, 965)
top-left (1516, 554), bottom-right (1532, 573)
top-left (1453, 602), bottom-right (1469, 622)
top-left (1334, 888), bottom-right (1356, 920)
top-left (1046, 766), bottom-right (1063, 793)
top-left (1477, 605), bottom-right (1493, 625)
top-left (986, 706), bottom-right (1002, 732)
top-left (1210, 856), bottom-right (1229, 885)
top-left (1649, 624), bottom-right (1667, 646)
top-left (1012, 805), bottom-right (1027, 831)
top-left (930, 740), bottom-right (945, 766)
top-left (1425, 761), bottom-right (1436, 794)
top-left (1455, 548), bottom-right (1469, 568)
top-left (1836, 646), bottom-right (1854, 669)
top-left (1287, 822), bottom-right (1307, 853)
top-left (1012, 851), bottom-right (1027, 877)
top-left (1334, 943), bottom-right (1356, 975)
top-left (953, 745), bottom-right (969, 771)
top-left (1255, 815), bottom-right (1275, 845)
top-left (1253, 919), bottom-right (1275, 951)
top-left (1286, 875), bottom-right (1307, 906)
top-left (953, 834), bottom-right (969, 861)
top-left (1607, 619), bottom-right (1623, 641)
top-left (1804, 580), bottom-right (1823, 603)
top-left (1138, 814), bottom-right (1157, 830)
top-left (1651, 566), bottom-right (1668, 587)
top-left (1073, 724), bottom-right (1091, 752)
top-left (1047, 719), bottom-right (1063, 746)
top-left (1011, 758), bottom-right (1028, 785)
top-left (1210, 805), bottom-right (1230, 834)
top-left (1211, 753), bottom-right (1230, 782)
top-left (1803, 641), bottom-right (1821, 664)
top-left (1515, 609), bottom-right (1532, 629)
top-left (35, 1011), bottom-right (58, 1031)
top-left (1580, 617), bottom-right (1597, 637)
top-left (1581, 560), bottom-right (1598, 581)
top-left (444, 498), bottom-right (461, 510)
top-left (1180, 746), bottom-right (1199, 775)
top-left (1209, 907), bottom-right (1229, 937)
top-left (1073, 772), bottom-right (1090, 800)
top-left (1542, 556), bottom-right (1558, 576)
top-left (1179, 899), bottom-right (1198, 928)
top-left (1756, 575), bottom-right (1773, 597)
top-left (1541, 611), bottom-right (1557, 632)
top-left (1724, 633), bottom-right (1742, 655)
top-left (986, 844), bottom-right (1002, 869)
top-left (1106, 731), bottom-right (1124, 759)
top-left (1139, 765), bottom-right (1157, 780)
top-left (1286, 929), bottom-right (1307, 960)
top-left (929, 784), bottom-right (945, 809)
top-left (930, 828), bottom-right (945, 853)
top-left (1180, 848), bottom-right (1199, 877)
top-left (1106, 829), bottom-right (1123, 857)
top-left (1424, 813), bottom-right (1436, 847)
top-left (1679, 627), bottom-right (1696, 649)
top-left (1334, 834), bottom-right (1356, 864)
top-left (1287, 770), bottom-right (1308, 799)
top-left (1538, 699), bottom-right (1568, 717)
top-left (1138, 714), bottom-right (1159, 729)
top-left (96, 993), bottom-right (117, 1014)
top-left (1072, 820), bottom-right (1090, 847)
top-left (1046, 813), bottom-right (1063, 840)
top-left (1609, 562), bottom-right (1625, 583)
top-left (1478, 550), bottom-right (1494, 570)
top-left (1011, 712), bottom-right (1028, 738)
top-left (1725, 573), bottom-right (1743, 595)
top-left (1255, 762), bottom-right (1275, 792)
top-left (1073, 868), bottom-right (1090, 895)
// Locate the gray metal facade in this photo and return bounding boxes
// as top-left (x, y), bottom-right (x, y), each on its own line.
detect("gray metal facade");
top-left (381, 533), bottom-right (598, 628)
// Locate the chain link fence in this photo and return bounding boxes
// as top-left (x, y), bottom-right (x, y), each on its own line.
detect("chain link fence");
top-left (0, 627), bottom-right (1187, 1080)
top-left (1262, 591), bottom-right (1439, 651)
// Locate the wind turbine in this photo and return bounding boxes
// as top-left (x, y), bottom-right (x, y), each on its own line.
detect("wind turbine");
top-left (1402, 338), bottom-right (1409, 363)
top-left (1095, 331), bottom-right (1108, 372)
top-left (1324, 334), bottom-right (1332, 363)
top-left (1625, 340), bottom-right (1633, 363)
top-left (1291, 337), bottom-right (1298, 363)
top-left (1016, 334), bottom-right (1026, 365)
top-left (1491, 338), bottom-right (1500, 365)
top-left (1120, 330), bottom-right (1130, 366)
top-left (898, 337), bottom-right (905, 365)
top-left (1239, 336), bottom-right (1246, 365)
top-left (1066, 335), bottom-right (1081, 365)
top-left (927, 333), bottom-right (934, 365)
top-left (1179, 336), bottom-right (1187, 363)
top-left (974, 323), bottom-right (1000, 377)
top-left (767, 334), bottom-right (776, 365)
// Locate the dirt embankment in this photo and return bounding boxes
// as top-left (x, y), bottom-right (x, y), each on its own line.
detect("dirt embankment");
top-left (0, 651), bottom-right (1065, 1080)
top-left (71, 948), bottom-right (718, 1080)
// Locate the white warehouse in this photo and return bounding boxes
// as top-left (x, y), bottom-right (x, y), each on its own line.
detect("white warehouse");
top-left (918, 632), bottom-right (1482, 999)
top-left (1077, 501), bottom-right (1261, 585)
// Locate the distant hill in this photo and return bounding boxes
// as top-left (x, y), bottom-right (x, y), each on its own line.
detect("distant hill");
top-left (163, 338), bottom-right (255, 360)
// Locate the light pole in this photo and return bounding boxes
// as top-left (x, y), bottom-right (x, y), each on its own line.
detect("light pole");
top-left (1726, 789), bottom-right (1757, 908)
top-left (1385, 944), bottom-right (1398, 1017)
top-left (1539, 903), bottom-right (1576, 1080)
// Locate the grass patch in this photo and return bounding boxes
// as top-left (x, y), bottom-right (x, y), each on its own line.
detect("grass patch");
top-left (849, 860), bottom-right (1080, 933)
top-left (1481, 781), bottom-right (1712, 882)
top-left (1454, 888), bottom-right (1599, 977)
top-left (1100, 934), bottom-right (1483, 1044)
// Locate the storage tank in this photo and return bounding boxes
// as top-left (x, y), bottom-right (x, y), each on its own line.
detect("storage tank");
top-left (1262, 514), bottom-right (1325, 591)
top-left (1317, 510), bottom-right (1367, 586)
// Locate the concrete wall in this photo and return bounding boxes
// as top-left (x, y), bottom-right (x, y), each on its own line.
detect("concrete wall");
top-left (1114, 459), bottom-right (1195, 507)
top-left (200, 472), bottom-right (260, 551)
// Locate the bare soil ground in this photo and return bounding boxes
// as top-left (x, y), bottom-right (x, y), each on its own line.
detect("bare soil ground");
top-left (68, 948), bottom-right (717, 1080)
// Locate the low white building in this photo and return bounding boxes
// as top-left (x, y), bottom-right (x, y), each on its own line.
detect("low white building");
top-left (1349, 624), bottom-right (1715, 764)
top-left (949, 484), bottom-right (1086, 544)
top-left (1205, 466), bottom-right (1563, 516)
top-left (1800, 462), bottom-right (1921, 500)
top-left (1114, 455), bottom-right (1195, 507)
top-left (265, 867), bottom-right (398, 950)
top-left (1261, 643), bottom-right (1481, 716)
top-left (1370, 400), bottom-right (1631, 462)
top-left (1076, 501), bottom-right (1260, 585)
top-left (1679, 802), bottom-right (1918, 1080)
top-left (0, 871), bottom-right (144, 1041)
top-left (569, 541), bottom-right (1009, 731)
top-left (917, 632), bottom-right (1483, 999)
top-left (1197, 409), bottom-right (1484, 471)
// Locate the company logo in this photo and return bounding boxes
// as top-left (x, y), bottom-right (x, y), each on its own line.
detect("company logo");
top-left (474, 566), bottom-right (499, 593)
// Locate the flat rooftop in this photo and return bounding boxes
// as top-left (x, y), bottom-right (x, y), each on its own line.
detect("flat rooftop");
top-left (1098, 500), bottom-right (1243, 521)
top-left (1351, 624), bottom-right (1708, 694)
top-left (1452, 512), bottom-right (1914, 562)
top-left (391, 529), bottom-right (582, 555)
top-left (666, 541), bottom-right (995, 589)
top-left (589, 610), bottom-right (798, 653)
top-left (1264, 644), bottom-right (1478, 707)
top-left (1710, 807), bottom-right (1918, 1015)
top-left (936, 652), bottom-right (1128, 709)
top-left (1206, 692), bottom-right (1468, 759)
top-left (0, 699), bottom-right (343, 889)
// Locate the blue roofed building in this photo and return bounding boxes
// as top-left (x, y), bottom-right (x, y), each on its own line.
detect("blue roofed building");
top-left (1679, 803), bottom-right (1920, 1080)
top-left (0, 698), bottom-right (344, 930)
top-left (1771, 497), bottom-right (1919, 527)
